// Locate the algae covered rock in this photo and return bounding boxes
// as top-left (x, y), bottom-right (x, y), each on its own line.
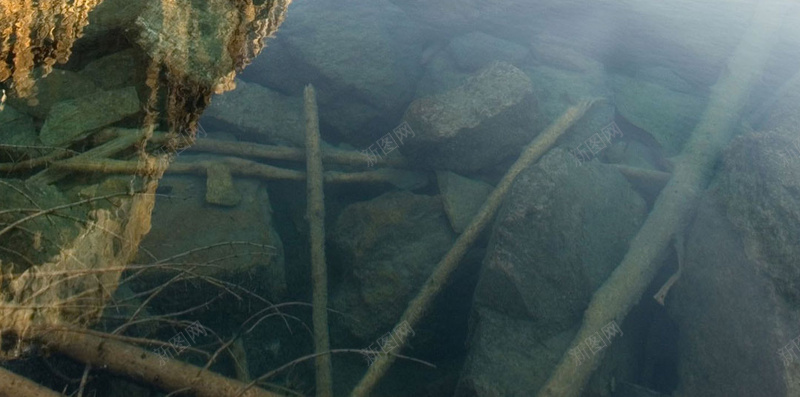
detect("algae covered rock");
top-left (401, 62), bottom-right (538, 171)
top-left (330, 191), bottom-right (455, 340)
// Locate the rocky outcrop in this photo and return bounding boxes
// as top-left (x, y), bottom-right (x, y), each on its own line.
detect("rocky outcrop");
top-left (447, 32), bottom-right (530, 73)
top-left (457, 148), bottom-right (647, 395)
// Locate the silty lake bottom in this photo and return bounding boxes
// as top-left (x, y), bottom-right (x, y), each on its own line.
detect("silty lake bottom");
top-left (1, 1), bottom-right (800, 396)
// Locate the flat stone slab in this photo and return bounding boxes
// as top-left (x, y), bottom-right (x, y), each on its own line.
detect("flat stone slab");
top-left (205, 163), bottom-right (241, 207)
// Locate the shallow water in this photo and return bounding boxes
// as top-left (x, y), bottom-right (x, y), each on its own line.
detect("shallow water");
top-left (1, 1), bottom-right (800, 396)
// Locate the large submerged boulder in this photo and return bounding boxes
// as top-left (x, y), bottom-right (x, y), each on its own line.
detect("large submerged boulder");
top-left (135, 165), bottom-right (286, 303)
top-left (330, 191), bottom-right (455, 341)
top-left (401, 62), bottom-right (538, 172)
top-left (457, 148), bottom-right (647, 395)
top-left (668, 128), bottom-right (800, 397)
top-left (240, 0), bottom-right (429, 142)
top-left (202, 79), bottom-right (305, 146)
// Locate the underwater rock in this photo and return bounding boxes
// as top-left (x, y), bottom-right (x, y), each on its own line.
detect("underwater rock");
top-left (39, 86), bottom-right (141, 147)
top-left (135, 172), bottom-right (286, 302)
top-left (522, 63), bottom-right (614, 148)
top-left (612, 74), bottom-right (706, 156)
top-left (80, 49), bottom-right (141, 90)
top-left (667, 195), bottom-right (792, 397)
top-left (666, 129), bottom-right (800, 397)
top-left (457, 148), bottom-right (646, 395)
top-left (7, 68), bottom-right (99, 119)
top-left (415, 49), bottom-right (470, 98)
top-left (436, 171), bottom-right (492, 233)
top-left (0, 105), bottom-right (37, 147)
top-left (0, 180), bottom-right (83, 269)
top-left (760, 73), bottom-right (800, 132)
top-left (447, 32), bottom-right (530, 73)
top-left (330, 191), bottom-right (455, 340)
top-left (239, 0), bottom-right (428, 143)
top-left (390, 0), bottom-right (768, 89)
top-left (401, 62), bottom-right (537, 172)
top-left (529, 34), bottom-right (603, 73)
top-left (83, 0), bottom-right (149, 39)
top-left (202, 79), bottom-right (305, 147)
top-left (634, 66), bottom-right (695, 94)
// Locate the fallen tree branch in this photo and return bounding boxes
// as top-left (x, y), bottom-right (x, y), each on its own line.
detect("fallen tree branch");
top-left (49, 157), bottom-right (426, 188)
top-left (350, 98), bottom-right (600, 397)
top-left (536, 3), bottom-right (788, 396)
top-left (27, 128), bottom-right (152, 185)
top-left (187, 137), bottom-right (407, 168)
top-left (36, 327), bottom-right (284, 397)
top-left (0, 145), bottom-right (77, 173)
top-left (0, 367), bottom-right (62, 397)
top-left (654, 233), bottom-right (684, 306)
top-left (305, 84), bottom-right (333, 397)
